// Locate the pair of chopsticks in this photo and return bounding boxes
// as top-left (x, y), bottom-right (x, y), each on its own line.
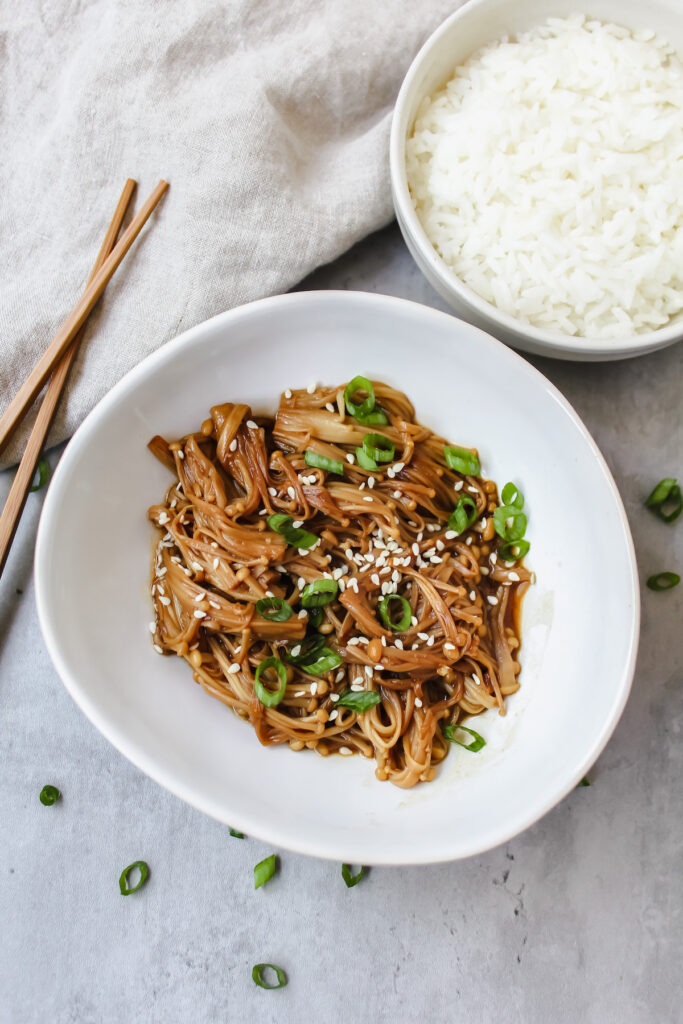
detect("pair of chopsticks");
top-left (0, 178), bottom-right (168, 578)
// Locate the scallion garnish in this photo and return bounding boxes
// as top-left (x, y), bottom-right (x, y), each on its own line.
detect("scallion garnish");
top-left (355, 407), bottom-right (389, 426)
top-left (301, 578), bottom-right (338, 608)
top-left (443, 445), bottom-right (481, 476)
top-left (254, 657), bottom-right (287, 707)
top-left (255, 597), bottom-right (293, 622)
top-left (300, 649), bottom-right (343, 675)
top-left (442, 722), bottom-right (486, 751)
top-left (267, 513), bottom-right (318, 549)
top-left (284, 634), bottom-right (326, 666)
top-left (304, 450), bottom-right (344, 476)
top-left (30, 457), bottom-right (51, 493)
top-left (501, 482), bottom-right (524, 509)
top-left (119, 860), bottom-right (150, 895)
top-left (577, 777), bottom-right (590, 787)
top-left (252, 963), bottom-right (288, 989)
top-left (377, 593), bottom-right (411, 631)
top-left (341, 863), bottom-right (367, 888)
top-left (335, 690), bottom-right (381, 713)
top-left (362, 433), bottom-right (395, 464)
top-left (646, 572), bottom-right (680, 591)
top-left (254, 854), bottom-right (277, 889)
top-left (493, 505), bottom-right (527, 543)
top-left (499, 538), bottom-right (530, 562)
top-left (447, 494), bottom-right (478, 536)
top-left (229, 827), bottom-right (245, 838)
top-left (344, 376), bottom-right (376, 419)
top-left (39, 784), bottom-right (60, 806)
top-left (644, 478), bottom-right (682, 523)
top-left (355, 446), bottom-right (378, 471)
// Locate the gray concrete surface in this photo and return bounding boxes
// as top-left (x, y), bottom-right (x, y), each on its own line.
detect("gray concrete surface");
top-left (1, 224), bottom-right (681, 1024)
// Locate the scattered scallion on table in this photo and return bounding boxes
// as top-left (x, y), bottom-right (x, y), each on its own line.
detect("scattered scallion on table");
top-left (252, 963), bottom-right (288, 989)
top-left (229, 827), bottom-right (245, 839)
top-left (644, 477), bottom-right (682, 523)
top-left (39, 784), bottom-right (60, 806)
top-left (577, 777), bottom-right (590, 788)
top-left (646, 572), bottom-right (680, 592)
top-left (119, 860), bottom-right (150, 895)
top-left (254, 854), bottom-right (277, 890)
top-left (341, 863), bottom-right (367, 888)
top-left (30, 457), bottom-right (51, 493)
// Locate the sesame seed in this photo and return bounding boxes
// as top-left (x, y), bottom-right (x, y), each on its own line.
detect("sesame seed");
top-left (368, 477), bottom-right (375, 489)
top-left (153, 644), bottom-right (163, 655)
top-left (417, 632), bottom-right (429, 641)
top-left (209, 601), bottom-right (220, 610)
top-left (148, 622), bottom-right (156, 633)
top-left (470, 590), bottom-right (476, 601)
top-left (159, 596), bottom-right (171, 606)
top-left (371, 573), bottom-right (380, 585)
top-left (307, 382), bottom-right (316, 394)
top-left (193, 592), bottom-right (204, 602)
top-left (287, 486), bottom-right (296, 500)
top-left (291, 645), bottom-right (302, 657)
top-left (229, 439), bottom-right (238, 452)
top-left (297, 578), bottom-right (305, 590)
top-left (329, 709), bottom-right (338, 721)
top-left (298, 548), bottom-right (309, 557)
top-left (414, 698), bottom-right (423, 708)
top-left (454, 481), bottom-right (463, 491)
top-left (444, 643), bottom-right (456, 651)
top-left (346, 453), bottom-right (355, 464)
top-left (359, 482), bottom-right (366, 491)
top-left (411, 616), bottom-right (418, 627)
top-left (177, 450), bottom-right (184, 460)
top-left (325, 403), bottom-right (335, 412)
top-left (339, 579), bottom-right (346, 591)
top-left (394, 462), bottom-right (405, 473)
top-left (363, 496), bottom-right (373, 502)
top-left (509, 571), bottom-right (520, 581)
top-left (393, 490), bottom-right (401, 499)
top-left (336, 669), bottom-right (345, 682)
top-left (467, 486), bottom-right (478, 494)
top-left (436, 540), bottom-right (445, 552)
top-left (192, 562), bottom-right (202, 571)
top-left (386, 467), bottom-right (395, 478)
top-left (329, 693), bottom-right (340, 703)
top-left (490, 552), bottom-right (497, 565)
top-left (194, 609), bottom-right (207, 618)
top-left (339, 746), bottom-right (352, 755)
top-left (380, 636), bottom-right (386, 646)
top-left (480, 567), bottom-right (489, 575)
top-left (284, 388), bottom-right (292, 398)
top-left (487, 595), bottom-right (498, 605)
top-left (412, 543), bottom-right (419, 556)
top-left (213, 558), bottom-right (220, 569)
top-left (246, 419), bottom-right (258, 429)
top-left (298, 610), bottom-right (307, 619)
top-left (292, 520), bottom-right (303, 528)
top-left (429, 556), bottom-right (442, 564)
top-left (375, 663), bottom-right (385, 670)
top-left (394, 639), bottom-right (404, 650)
top-left (228, 663), bottom-right (240, 674)
top-left (417, 532), bottom-right (423, 542)
top-left (295, 690), bottom-right (305, 697)
top-left (426, 636), bottom-right (435, 647)
top-left (268, 487), bottom-right (277, 496)
top-left (381, 582), bottom-right (390, 595)
top-left (445, 530), bottom-right (456, 540)
top-left (310, 682), bottom-right (318, 694)
top-left (347, 637), bottom-right (360, 646)
top-left (466, 537), bottom-right (473, 546)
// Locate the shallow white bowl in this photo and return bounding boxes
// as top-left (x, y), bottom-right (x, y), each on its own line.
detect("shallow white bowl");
top-left (390, 0), bottom-right (683, 362)
top-left (35, 292), bottom-right (639, 863)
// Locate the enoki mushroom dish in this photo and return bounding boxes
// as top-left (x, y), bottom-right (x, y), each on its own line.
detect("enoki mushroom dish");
top-left (147, 377), bottom-right (533, 788)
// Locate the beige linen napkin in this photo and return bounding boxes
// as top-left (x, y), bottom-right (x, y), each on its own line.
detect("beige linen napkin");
top-left (0, 0), bottom-right (463, 467)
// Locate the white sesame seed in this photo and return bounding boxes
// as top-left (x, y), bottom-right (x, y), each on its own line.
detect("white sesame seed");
top-left (414, 698), bottom-right (423, 708)
top-left (445, 530), bottom-right (456, 540)
top-left (375, 663), bottom-right (385, 671)
top-left (411, 616), bottom-right (418, 627)
top-left (213, 558), bottom-right (220, 569)
top-left (292, 520), bottom-right (303, 529)
top-left (268, 487), bottom-right (277, 497)
top-left (381, 582), bottom-right (390, 595)
top-left (393, 490), bottom-right (401, 499)
top-left (298, 548), bottom-right (309, 557)
top-left (291, 645), bottom-right (302, 657)
top-left (490, 552), bottom-right (497, 565)
top-left (298, 609), bottom-right (307, 619)
top-left (287, 486), bottom-right (296, 500)
top-left (346, 453), bottom-right (355, 464)
top-left (470, 590), bottom-right (476, 601)
top-left (209, 601), bottom-right (220, 610)
top-left (153, 644), bottom-right (163, 655)
top-left (454, 481), bottom-right (463, 491)
top-left (194, 609), bottom-right (207, 618)
top-left (228, 438), bottom-right (238, 453)
top-left (177, 450), bottom-right (185, 460)
top-left (339, 579), bottom-right (346, 591)
top-left (429, 556), bottom-right (442, 564)
top-left (294, 690), bottom-right (305, 697)
top-left (417, 532), bottom-right (423, 542)
top-left (368, 476), bottom-right (375, 489)
top-left (364, 552), bottom-right (374, 563)
top-left (307, 382), bottom-right (316, 394)
top-left (325, 403), bottom-right (335, 412)
top-left (394, 462), bottom-right (405, 473)
top-left (336, 669), bottom-right (345, 682)
top-left (487, 596), bottom-right (498, 605)
top-left (480, 567), bottom-right (489, 575)
top-left (193, 592), bottom-right (204, 602)
top-left (159, 596), bottom-right (171, 606)
top-left (412, 543), bottom-right (419, 556)
top-left (363, 496), bottom-right (373, 502)
top-left (228, 663), bottom-right (240, 674)
top-left (509, 571), bottom-right (520, 581)
top-left (380, 636), bottom-right (386, 647)
top-left (310, 682), bottom-right (318, 694)
top-left (328, 709), bottom-right (338, 721)
top-left (148, 622), bottom-right (156, 633)
top-left (339, 746), bottom-right (352, 755)
top-left (329, 693), bottom-right (340, 703)
top-left (436, 540), bottom-right (445, 552)
top-left (426, 636), bottom-right (435, 647)
top-left (297, 578), bottom-right (305, 590)
top-left (246, 419), bottom-right (258, 429)
top-left (371, 573), bottom-right (380, 585)
top-left (417, 632), bottom-right (429, 641)
top-left (192, 562), bottom-right (202, 571)
top-left (394, 639), bottom-right (404, 650)
top-left (347, 637), bottom-right (360, 646)
top-left (444, 643), bottom-right (456, 651)
top-left (284, 389), bottom-right (292, 399)
top-left (359, 482), bottom-right (366, 491)
top-left (466, 537), bottom-right (473, 547)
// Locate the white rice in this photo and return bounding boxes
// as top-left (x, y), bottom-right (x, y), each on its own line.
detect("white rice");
top-left (406, 14), bottom-right (683, 338)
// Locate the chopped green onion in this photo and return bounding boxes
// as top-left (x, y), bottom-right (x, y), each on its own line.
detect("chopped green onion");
top-left (344, 376), bottom-right (375, 419)
top-left (646, 572), bottom-right (680, 591)
top-left (300, 648), bottom-right (343, 675)
top-left (252, 963), bottom-right (288, 989)
top-left (341, 864), bottom-right (367, 888)
top-left (442, 722), bottom-right (486, 752)
top-left (307, 608), bottom-right (323, 629)
top-left (267, 513), bottom-right (318, 549)
top-left (254, 657), bottom-right (287, 708)
top-left (447, 495), bottom-right (478, 536)
top-left (377, 594), bottom-right (411, 631)
top-left (501, 482), bottom-right (524, 509)
top-left (255, 597), bottom-right (293, 622)
top-left (229, 827), bottom-right (245, 838)
top-left (493, 505), bottom-right (527, 542)
top-left (499, 538), bottom-right (530, 562)
top-left (577, 777), bottom-right (590, 788)
top-left (644, 478), bottom-right (681, 523)
top-left (362, 433), bottom-right (395, 464)
top-left (301, 578), bottom-right (338, 608)
top-left (304, 450), bottom-right (344, 476)
top-left (355, 407), bottom-right (389, 426)
top-left (335, 690), bottom-right (381, 713)
top-left (443, 445), bottom-right (481, 476)
top-left (119, 861), bottom-right (150, 895)
top-left (355, 446), bottom-right (378, 471)
top-left (284, 634), bottom-right (327, 666)
top-left (30, 457), bottom-right (51, 493)
top-left (254, 854), bottom-right (277, 889)
top-left (39, 784), bottom-right (60, 806)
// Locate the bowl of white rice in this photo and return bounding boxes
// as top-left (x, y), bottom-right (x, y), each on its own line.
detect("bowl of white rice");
top-left (390, 0), bottom-right (683, 360)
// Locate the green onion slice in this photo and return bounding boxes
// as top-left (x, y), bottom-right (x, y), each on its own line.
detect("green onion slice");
top-left (284, 634), bottom-right (327, 666)
top-left (341, 863), bottom-right (367, 888)
top-left (577, 777), bottom-right (590, 788)
top-left (442, 722), bottom-right (486, 752)
top-left (335, 690), bottom-right (381, 713)
top-left (301, 578), bottom-right (338, 608)
top-left (344, 376), bottom-right (375, 419)
top-left (493, 505), bottom-right (527, 542)
top-left (30, 457), bottom-right (51, 493)
top-left (447, 495), bottom-right (478, 536)
top-left (229, 827), bottom-right (245, 838)
top-left (254, 854), bottom-right (277, 889)
top-left (119, 860), bottom-right (150, 895)
top-left (377, 594), bottom-right (411, 631)
top-left (39, 784), bottom-right (60, 806)
top-left (255, 597), bottom-right (293, 622)
top-left (501, 482), bottom-right (524, 509)
top-left (355, 407), bottom-right (389, 426)
top-left (355, 446), bottom-right (378, 471)
top-left (645, 478), bottom-right (682, 523)
top-left (267, 513), bottom-right (318, 549)
top-left (304, 450), bottom-right (344, 475)
top-left (443, 445), bottom-right (481, 476)
top-left (254, 657), bottom-right (287, 707)
top-left (300, 648), bottom-right (343, 675)
top-left (252, 963), bottom-right (288, 989)
top-left (499, 538), bottom-right (530, 562)
top-left (646, 572), bottom-right (680, 591)
top-left (362, 433), bottom-right (395, 464)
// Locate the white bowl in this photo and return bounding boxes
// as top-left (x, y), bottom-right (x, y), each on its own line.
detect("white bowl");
top-left (390, 0), bottom-right (683, 362)
top-left (35, 291), bottom-right (639, 864)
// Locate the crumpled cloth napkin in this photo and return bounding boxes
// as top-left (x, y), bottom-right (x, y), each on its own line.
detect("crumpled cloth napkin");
top-left (0, 0), bottom-right (462, 468)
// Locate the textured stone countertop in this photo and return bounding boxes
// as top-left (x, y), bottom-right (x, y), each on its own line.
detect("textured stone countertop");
top-left (1, 224), bottom-right (681, 1024)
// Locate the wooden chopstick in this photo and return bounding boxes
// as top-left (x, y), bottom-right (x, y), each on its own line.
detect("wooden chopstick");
top-left (0, 179), bottom-right (137, 578)
top-left (0, 179), bottom-right (169, 456)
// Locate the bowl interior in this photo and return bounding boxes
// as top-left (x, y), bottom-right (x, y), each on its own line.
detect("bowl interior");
top-left (35, 292), bottom-right (638, 863)
top-left (391, 0), bottom-right (683, 360)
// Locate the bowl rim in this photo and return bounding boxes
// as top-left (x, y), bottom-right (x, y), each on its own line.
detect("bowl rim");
top-left (389, 0), bottom-right (683, 359)
top-left (34, 289), bottom-right (641, 863)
